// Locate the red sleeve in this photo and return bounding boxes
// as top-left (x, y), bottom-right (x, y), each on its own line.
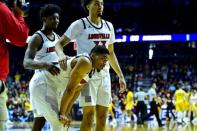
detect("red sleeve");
top-left (0, 3), bottom-right (29, 47)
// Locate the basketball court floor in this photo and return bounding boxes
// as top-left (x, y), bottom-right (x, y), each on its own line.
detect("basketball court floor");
top-left (5, 121), bottom-right (197, 131)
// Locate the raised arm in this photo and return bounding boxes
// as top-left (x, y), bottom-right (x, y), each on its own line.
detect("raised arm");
top-left (1, 4), bottom-right (29, 46)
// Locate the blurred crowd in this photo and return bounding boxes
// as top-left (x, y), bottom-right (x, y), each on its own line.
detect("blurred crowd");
top-left (6, 63), bottom-right (34, 122)
top-left (109, 57), bottom-right (197, 126)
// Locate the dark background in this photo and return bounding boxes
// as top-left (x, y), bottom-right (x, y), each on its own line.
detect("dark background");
top-left (26, 0), bottom-right (197, 35)
top-left (9, 0), bottom-right (197, 66)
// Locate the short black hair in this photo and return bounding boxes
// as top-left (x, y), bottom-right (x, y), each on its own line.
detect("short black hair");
top-left (90, 45), bottom-right (109, 55)
top-left (39, 4), bottom-right (61, 20)
top-left (81, 0), bottom-right (92, 13)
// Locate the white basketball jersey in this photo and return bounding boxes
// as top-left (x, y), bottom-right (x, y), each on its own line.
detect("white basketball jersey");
top-left (33, 30), bottom-right (59, 63)
top-left (64, 17), bottom-right (116, 54)
top-left (190, 94), bottom-right (197, 104)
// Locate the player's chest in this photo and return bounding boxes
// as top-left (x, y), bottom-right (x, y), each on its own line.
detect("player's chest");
top-left (81, 28), bottom-right (111, 46)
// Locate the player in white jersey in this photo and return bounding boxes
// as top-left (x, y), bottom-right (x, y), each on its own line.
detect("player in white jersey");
top-left (59, 46), bottom-right (110, 125)
top-left (25, 33), bottom-right (109, 131)
top-left (23, 4), bottom-right (62, 131)
top-left (55, 0), bottom-right (126, 130)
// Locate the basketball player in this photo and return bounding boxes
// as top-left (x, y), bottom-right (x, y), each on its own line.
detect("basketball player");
top-left (174, 83), bottom-right (187, 124)
top-left (190, 88), bottom-right (197, 121)
top-left (55, 0), bottom-right (126, 130)
top-left (23, 4), bottom-right (62, 131)
top-left (59, 46), bottom-right (110, 125)
top-left (125, 88), bottom-right (136, 122)
top-left (107, 100), bottom-right (116, 126)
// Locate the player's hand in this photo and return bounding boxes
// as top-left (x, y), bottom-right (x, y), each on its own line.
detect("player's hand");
top-left (59, 114), bottom-right (72, 126)
top-left (119, 77), bottom-right (126, 93)
top-left (58, 56), bottom-right (69, 71)
top-left (12, 6), bottom-right (24, 17)
top-left (44, 63), bottom-right (60, 76)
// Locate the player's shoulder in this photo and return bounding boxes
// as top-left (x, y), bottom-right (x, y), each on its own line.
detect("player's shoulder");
top-left (68, 18), bottom-right (87, 29)
top-left (71, 17), bottom-right (87, 25)
top-left (102, 19), bottom-right (114, 31)
top-left (103, 19), bottom-right (112, 24)
top-left (28, 31), bottom-right (43, 44)
top-left (31, 31), bottom-right (42, 40)
top-left (77, 56), bottom-right (92, 69)
top-left (102, 19), bottom-right (114, 27)
top-left (79, 53), bottom-right (91, 62)
top-left (81, 56), bottom-right (91, 62)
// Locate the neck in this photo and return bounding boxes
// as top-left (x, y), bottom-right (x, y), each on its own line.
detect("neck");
top-left (88, 15), bottom-right (101, 25)
top-left (41, 26), bottom-right (53, 35)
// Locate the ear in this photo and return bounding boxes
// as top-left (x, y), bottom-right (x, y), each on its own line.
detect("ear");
top-left (42, 17), bottom-right (47, 22)
top-left (91, 54), bottom-right (98, 61)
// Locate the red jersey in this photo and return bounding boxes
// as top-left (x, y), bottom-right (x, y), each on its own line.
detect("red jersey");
top-left (0, 2), bottom-right (29, 81)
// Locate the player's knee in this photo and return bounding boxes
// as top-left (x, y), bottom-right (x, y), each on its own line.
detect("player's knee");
top-left (97, 113), bottom-right (107, 124)
top-left (84, 110), bottom-right (95, 119)
top-left (83, 110), bottom-right (95, 126)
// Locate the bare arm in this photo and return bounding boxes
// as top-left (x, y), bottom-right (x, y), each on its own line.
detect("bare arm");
top-left (23, 34), bottom-right (60, 75)
top-left (59, 57), bottom-right (92, 116)
top-left (108, 44), bottom-right (126, 92)
top-left (64, 89), bottom-right (81, 116)
top-left (55, 35), bottom-right (71, 70)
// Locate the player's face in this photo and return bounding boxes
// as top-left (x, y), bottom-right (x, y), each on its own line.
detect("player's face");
top-left (88, 0), bottom-right (104, 17)
top-left (93, 54), bottom-right (108, 71)
top-left (45, 13), bottom-right (59, 30)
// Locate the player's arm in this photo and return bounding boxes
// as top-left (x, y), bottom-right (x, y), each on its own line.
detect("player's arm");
top-left (59, 57), bottom-right (92, 116)
top-left (108, 44), bottom-right (126, 93)
top-left (55, 20), bottom-right (83, 70)
top-left (1, 5), bottom-right (29, 46)
top-left (55, 35), bottom-right (71, 57)
top-left (23, 34), bottom-right (60, 75)
top-left (55, 35), bottom-right (71, 70)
